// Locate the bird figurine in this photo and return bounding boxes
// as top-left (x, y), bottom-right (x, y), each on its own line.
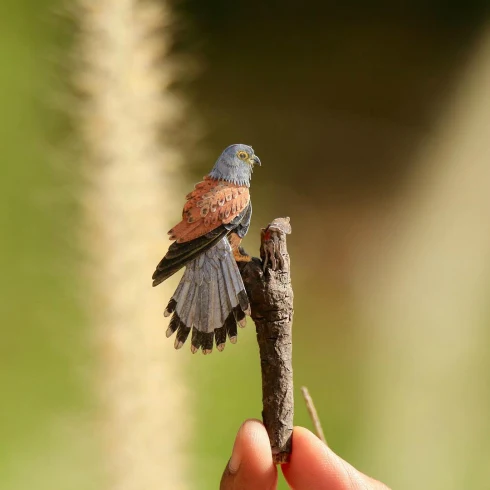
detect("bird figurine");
top-left (152, 144), bottom-right (261, 354)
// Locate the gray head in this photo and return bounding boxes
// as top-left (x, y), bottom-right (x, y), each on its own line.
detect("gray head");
top-left (208, 144), bottom-right (261, 187)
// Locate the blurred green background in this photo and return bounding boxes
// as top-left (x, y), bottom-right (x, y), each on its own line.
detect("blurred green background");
top-left (2, 0), bottom-right (490, 489)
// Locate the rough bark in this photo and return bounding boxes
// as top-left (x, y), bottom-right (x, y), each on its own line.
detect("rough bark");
top-left (238, 217), bottom-right (294, 464)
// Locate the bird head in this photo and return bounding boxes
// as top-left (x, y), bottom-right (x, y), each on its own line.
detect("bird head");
top-left (209, 144), bottom-right (261, 187)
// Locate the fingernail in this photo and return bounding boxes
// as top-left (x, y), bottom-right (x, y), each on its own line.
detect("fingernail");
top-left (228, 442), bottom-right (242, 474)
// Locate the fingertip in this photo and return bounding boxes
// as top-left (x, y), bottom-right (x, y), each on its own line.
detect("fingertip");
top-left (221, 419), bottom-right (277, 490)
top-left (238, 419), bottom-right (274, 470)
top-left (229, 419), bottom-right (270, 473)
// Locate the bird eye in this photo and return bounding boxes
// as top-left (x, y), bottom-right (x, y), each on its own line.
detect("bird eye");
top-left (237, 151), bottom-right (249, 160)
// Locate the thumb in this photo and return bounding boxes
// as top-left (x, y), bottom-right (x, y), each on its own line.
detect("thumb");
top-left (282, 427), bottom-right (390, 490)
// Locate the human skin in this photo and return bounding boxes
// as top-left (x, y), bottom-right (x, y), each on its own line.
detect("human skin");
top-left (220, 419), bottom-right (390, 490)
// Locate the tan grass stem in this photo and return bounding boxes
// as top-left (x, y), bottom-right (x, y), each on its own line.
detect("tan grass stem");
top-left (75, 1), bottom-right (189, 489)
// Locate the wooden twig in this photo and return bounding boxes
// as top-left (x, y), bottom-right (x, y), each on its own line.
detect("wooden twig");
top-left (301, 386), bottom-right (327, 445)
top-left (238, 217), bottom-right (294, 464)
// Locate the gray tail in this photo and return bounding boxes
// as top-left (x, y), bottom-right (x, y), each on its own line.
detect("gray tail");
top-left (163, 237), bottom-right (250, 354)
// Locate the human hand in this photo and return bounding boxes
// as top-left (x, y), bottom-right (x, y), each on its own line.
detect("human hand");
top-left (220, 419), bottom-right (390, 489)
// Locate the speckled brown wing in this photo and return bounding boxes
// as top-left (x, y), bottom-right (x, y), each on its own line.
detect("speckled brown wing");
top-left (169, 177), bottom-right (250, 243)
top-left (152, 177), bottom-right (251, 286)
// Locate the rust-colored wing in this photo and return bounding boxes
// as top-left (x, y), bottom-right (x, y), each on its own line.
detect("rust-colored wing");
top-left (152, 177), bottom-right (251, 286)
top-left (169, 177), bottom-right (250, 244)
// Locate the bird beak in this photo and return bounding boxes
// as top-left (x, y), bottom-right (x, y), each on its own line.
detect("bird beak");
top-left (250, 155), bottom-right (261, 167)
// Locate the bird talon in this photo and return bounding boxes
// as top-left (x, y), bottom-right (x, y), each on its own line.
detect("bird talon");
top-left (234, 246), bottom-right (252, 262)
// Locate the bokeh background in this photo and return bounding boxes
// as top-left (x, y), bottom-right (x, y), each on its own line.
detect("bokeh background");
top-left (2, 1), bottom-right (490, 489)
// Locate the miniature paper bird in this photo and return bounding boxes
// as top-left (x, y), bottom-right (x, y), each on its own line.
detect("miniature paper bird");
top-left (152, 144), bottom-right (260, 354)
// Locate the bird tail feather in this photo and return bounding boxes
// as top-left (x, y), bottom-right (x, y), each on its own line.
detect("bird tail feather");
top-left (164, 237), bottom-right (249, 354)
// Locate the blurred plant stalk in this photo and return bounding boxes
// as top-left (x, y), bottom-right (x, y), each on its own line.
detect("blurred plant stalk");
top-left (356, 28), bottom-right (490, 489)
top-left (76, 1), bottom-right (188, 489)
